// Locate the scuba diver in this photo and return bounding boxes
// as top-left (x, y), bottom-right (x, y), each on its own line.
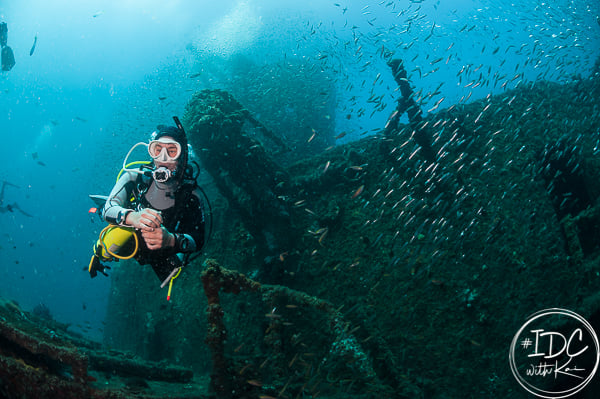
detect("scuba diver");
top-left (1, 22), bottom-right (16, 71)
top-left (0, 181), bottom-right (32, 217)
top-left (89, 117), bottom-right (206, 297)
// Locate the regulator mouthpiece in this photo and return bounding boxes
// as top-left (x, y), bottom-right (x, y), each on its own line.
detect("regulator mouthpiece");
top-left (153, 166), bottom-right (172, 183)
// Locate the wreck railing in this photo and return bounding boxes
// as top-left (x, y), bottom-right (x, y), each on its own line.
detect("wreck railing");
top-left (200, 259), bottom-right (399, 398)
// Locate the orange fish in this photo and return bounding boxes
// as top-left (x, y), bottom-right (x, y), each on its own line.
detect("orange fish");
top-left (351, 185), bottom-right (364, 199)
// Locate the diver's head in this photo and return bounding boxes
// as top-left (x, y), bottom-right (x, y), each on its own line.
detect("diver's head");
top-left (149, 123), bottom-right (189, 183)
top-left (149, 136), bottom-right (181, 165)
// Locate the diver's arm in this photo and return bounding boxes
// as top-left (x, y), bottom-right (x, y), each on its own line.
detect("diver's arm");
top-left (141, 224), bottom-right (175, 250)
top-left (145, 226), bottom-right (196, 253)
top-left (136, 189), bottom-right (205, 252)
top-left (102, 172), bottom-right (137, 225)
top-left (172, 231), bottom-right (197, 253)
top-left (144, 222), bottom-right (198, 253)
top-left (126, 208), bottom-right (162, 230)
top-left (145, 189), bottom-right (205, 253)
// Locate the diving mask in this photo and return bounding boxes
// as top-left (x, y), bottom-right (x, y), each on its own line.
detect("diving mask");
top-left (148, 138), bottom-right (181, 163)
top-left (121, 139), bottom-right (181, 182)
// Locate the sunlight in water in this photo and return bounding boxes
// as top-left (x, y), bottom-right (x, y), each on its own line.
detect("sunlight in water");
top-left (200, 0), bottom-right (263, 56)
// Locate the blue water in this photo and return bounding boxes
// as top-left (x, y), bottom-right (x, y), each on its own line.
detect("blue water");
top-left (1, 0), bottom-right (599, 341)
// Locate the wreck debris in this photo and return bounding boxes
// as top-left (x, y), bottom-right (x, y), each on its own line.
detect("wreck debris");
top-left (0, 310), bottom-right (88, 385)
top-left (560, 202), bottom-right (600, 266)
top-left (200, 258), bottom-right (402, 397)
top-left (384, 58), bottom-right (433, 160)
top-left (0, 298), bottom-right (205, 398)
top-left (386, 58), bottom-right (423, 128)
top-left (201, 259), bottom-right (261, 398)
top-left (87, 349), bottom-right (193, 383)
top-left (538, 140), bottom-right (592, 220)
top-left (184, 90), bottom-right (294, 263)
top-left (561, 214), bottom-right (585, 266)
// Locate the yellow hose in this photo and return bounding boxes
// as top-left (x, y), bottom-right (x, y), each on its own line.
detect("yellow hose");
top-left (167, 267), bottom-right (182, 301)
top-left (116, 161), bottom-right (151, 182)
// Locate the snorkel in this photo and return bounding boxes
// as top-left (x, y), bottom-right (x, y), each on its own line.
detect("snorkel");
top-left (170, 116), bottom-right (189, 183)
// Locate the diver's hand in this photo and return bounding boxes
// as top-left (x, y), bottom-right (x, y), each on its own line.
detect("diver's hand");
top-left (126, 208), bottom-right (163, 231)
top-left (141, 226), bottom-right (176, 250)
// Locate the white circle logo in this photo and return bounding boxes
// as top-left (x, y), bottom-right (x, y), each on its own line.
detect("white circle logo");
top-left (509, 308), bottom-right (599, 398)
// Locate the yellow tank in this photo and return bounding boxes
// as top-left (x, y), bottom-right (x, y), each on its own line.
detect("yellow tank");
top-left (88, 225), bottom-right (139, 278)
top-left (95, 225), bottom-right (137, 261)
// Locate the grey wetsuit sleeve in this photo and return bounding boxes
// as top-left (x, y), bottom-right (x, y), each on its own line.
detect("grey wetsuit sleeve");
top-left (102, 172), bottom-right (137, 225)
